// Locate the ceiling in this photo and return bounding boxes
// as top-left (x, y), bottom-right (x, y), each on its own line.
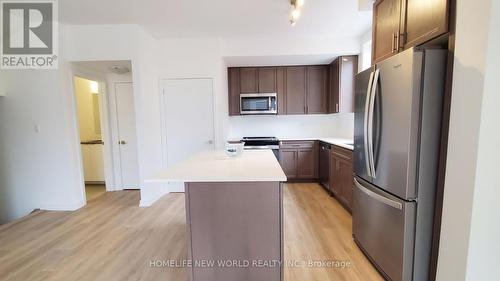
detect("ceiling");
top-left (60, 0), bottom-right (372, 39)
top-left (72, 60), bottom-right (132, 74)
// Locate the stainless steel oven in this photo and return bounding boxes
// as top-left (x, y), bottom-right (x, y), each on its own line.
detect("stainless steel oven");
top-left (240, 93), bottom-right (277, 115)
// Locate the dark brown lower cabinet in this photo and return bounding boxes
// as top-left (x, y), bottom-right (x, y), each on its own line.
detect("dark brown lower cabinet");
top-left (279, 148), bottom-right (298, 179)
top-left (279, 141), bottom-right (318, 181)
top-left (185, 181), bottom-right (282, 281)
top-left (330, 146), bottom-right (354, 212)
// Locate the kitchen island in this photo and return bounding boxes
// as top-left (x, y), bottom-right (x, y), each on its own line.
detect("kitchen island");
top-left (148, 150), bottom-right (287, 281)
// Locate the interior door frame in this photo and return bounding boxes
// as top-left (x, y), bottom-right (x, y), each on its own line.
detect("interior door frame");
top-left (159, 78), bottom-right (216, 170)
top-left (69, 67), bottom-right (116, 206)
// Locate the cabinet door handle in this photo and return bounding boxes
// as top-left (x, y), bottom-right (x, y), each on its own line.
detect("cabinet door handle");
top-left (336, 103), bottom-right (339, 112)
top-left (391, 33), bottom-right (395, 53)
top-left (391, 33), bottom-right (397, 53)
top-left (396, 33), bottom-right (401, 51)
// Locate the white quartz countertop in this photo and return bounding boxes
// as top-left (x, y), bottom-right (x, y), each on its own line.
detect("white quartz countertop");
top-left (279, 137), bottom-right (354, 150)
top-left (147, 149), bottom-right (287, 183)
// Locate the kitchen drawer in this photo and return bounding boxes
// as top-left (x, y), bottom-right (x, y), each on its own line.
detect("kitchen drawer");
top-left (353, 177), bottom-right (416, 281)
top-left (280, 140), bottom-right (316, 149)
top-left (331, 145), bottom-right (353, 160)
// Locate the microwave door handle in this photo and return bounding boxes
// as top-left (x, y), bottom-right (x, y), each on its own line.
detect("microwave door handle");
top-left (364, 71), bottom-right (375, 178)
top-left (268, 97), bottom-right (272, 110)
top-left (240, 96), bottom-right (244, 114)
top-left (368, 69), bottom-right (380, 178)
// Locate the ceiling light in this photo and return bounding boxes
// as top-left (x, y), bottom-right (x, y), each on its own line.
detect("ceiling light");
top-left (290, 0), bottom-right (303, 26)
top-left (90, 81), bottom-right (98, 94)
top-left (291, 8), bottom-right (301, 20)
top-left (109, 65), bottom-right (130, 74)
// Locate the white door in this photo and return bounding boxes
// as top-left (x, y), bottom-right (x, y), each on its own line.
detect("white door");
top-left (115, 82), bottom-right (140, 189)
top-left (162, 78), bottom-right (215, 171)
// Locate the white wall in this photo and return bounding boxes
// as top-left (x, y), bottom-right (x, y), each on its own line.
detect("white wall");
top-left (221, 35), bottom-right (360, 57)
top-left (436, 0), bottom-right (500, 279)
top-left (228, 114), bottom-right (354, 140)
top-left (62, 24), bottom-right (164, 207)
top-left (358, 29), bottom-right (372, 72)
top-left (0, 24), bottom-right (163, 222)
top-left (74, 77), bottom-right (101, 141)
top-left (0, 63), bottom-right (85, 223)
top-left (464, 1), bottom-right (500, 276)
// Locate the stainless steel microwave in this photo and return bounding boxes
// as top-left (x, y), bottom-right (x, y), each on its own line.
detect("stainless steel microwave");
top-left (240, 93), bottom-right (277, 115)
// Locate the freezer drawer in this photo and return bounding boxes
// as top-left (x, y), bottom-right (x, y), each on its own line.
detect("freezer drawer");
top-left (352, 177), bottom-right (416, 281)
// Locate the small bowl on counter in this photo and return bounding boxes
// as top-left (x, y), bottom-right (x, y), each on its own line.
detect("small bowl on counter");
top-left (225, 141), bottom-right (245, 157)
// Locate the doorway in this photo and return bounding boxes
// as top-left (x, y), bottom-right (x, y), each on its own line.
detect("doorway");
top-left (71, 60), bottom-right (140, 205)
top-left (73, 77), bottom-right (107, 201)
top-left (161, 78), bottom-right (215, 192)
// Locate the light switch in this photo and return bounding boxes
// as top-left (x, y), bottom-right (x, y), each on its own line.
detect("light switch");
top-left (34, 124), bottom-right (41, 133)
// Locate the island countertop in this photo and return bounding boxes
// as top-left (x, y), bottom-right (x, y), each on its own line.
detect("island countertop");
top-left (147, 149), bottom-right (287, 183)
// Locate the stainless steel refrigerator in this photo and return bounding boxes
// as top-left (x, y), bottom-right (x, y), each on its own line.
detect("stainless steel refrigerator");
top-left (352, 48), bottom-right (447, 281)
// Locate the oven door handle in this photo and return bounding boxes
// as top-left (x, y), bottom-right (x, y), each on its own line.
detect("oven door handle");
top-left (244, 145), bottom-right (280, 150)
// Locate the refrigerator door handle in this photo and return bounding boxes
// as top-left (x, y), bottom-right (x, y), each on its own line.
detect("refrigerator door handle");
top-left (354, 178), bottom-right (403, 210)
top-left (364, 71), bottom-right (375, 178)
top-left (367, 69), bottom-right (380, 178)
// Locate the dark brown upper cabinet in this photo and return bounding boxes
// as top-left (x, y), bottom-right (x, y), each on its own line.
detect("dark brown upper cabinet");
top-left (258, 67), bottom-right (277, 93)
top-left (228, 65), bottom-right (330, 116)
top-left (285, 66), bottom-right (307, 115)
top-left (403, 0), bottom-right (449, 48)
top-left (329, 56), bottom-right (358, 114)
top-left (238, 67), bottom-right (278, 93)
top-left (372, 0), bottom-right (450, 64)
top-left (228, 67), bottom-right (279, 116)
top-left (228, 67), bottom-right (240, 116)
top-left (372, 0), bottom-right (403, 64)
top-left (276, 67), bottom-right (287, 115)
top-left (306, 66), bottom-right (329, 114)
top-left (239, 68), bottom-right (258, 93)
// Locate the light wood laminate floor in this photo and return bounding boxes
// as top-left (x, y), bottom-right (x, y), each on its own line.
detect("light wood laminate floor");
top-left (0, 183), bottom-right (382, 281)
top-left (85, 184), bottom-right (106, 202)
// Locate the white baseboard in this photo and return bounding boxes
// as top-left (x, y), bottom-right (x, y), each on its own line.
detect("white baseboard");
top-left (39, 201), bottom-right (85, 211)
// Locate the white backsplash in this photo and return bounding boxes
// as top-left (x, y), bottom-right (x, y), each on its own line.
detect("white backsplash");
top-left (227, 113), bottom-right (354, 139)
